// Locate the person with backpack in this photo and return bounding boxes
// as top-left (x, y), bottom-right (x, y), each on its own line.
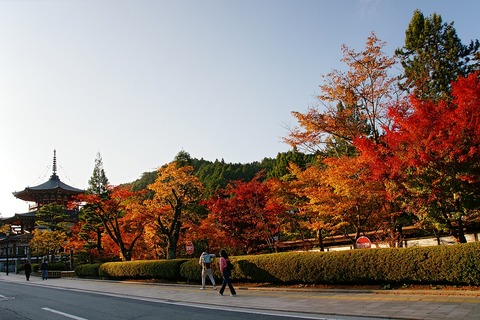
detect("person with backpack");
top-left (199, 251), bottom-right (216, 290)
top-left (218, 249), bottom-right (236, 296)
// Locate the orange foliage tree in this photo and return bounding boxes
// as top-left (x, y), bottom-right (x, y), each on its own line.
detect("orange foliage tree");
top-left (357, 73), bottom-right (480, 243)
top-left (204, 174), bottom-right (286, 254)
top-left (289, 156), bottom-right (388, 248)
top-left (71, 186), bottom-right (146, 261)
top-left (143, 162), bottom-right (204, 259)
top-left (286, 32), bottom-right (399, 154)
top-left (267, 176), bottom-right (311, 243)
top-left (66, 222), bottom-right (100, 263)
top-left (286, 162), bottom-right (337, 251)
top-left (29, 229), bottom-right (68, 261)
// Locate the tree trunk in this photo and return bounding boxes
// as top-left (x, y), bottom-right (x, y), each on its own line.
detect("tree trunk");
top-left (167, 236), bottom-right (177, 260)
top-left (316, 229), bottom-right (325, 252)
top-left (96, 228), bottom-right (102, 253)
top-left (456, 218), bottom-right (467, 243)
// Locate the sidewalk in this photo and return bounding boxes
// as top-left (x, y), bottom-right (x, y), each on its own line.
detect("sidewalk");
top-left (1, 272), bottom-right (480, 320)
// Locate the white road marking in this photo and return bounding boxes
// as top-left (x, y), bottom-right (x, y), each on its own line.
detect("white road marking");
top-left (0, 294), bottom-right (15, 301)
top-left (41, 307), bottom-right (88, 320)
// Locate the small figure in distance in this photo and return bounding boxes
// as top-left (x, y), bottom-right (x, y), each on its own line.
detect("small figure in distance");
top-left (218, 249), bottom-right (236, 296)
top-left (40, 258), bottom-right (48, 280)
top-left (199, 251), bottom-right (217, 290)
top-left (24, 260), bottom-right (32, 281)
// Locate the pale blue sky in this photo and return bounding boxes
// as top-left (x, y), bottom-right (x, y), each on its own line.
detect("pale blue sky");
top-left (0, 0), bottom-right (478, 217)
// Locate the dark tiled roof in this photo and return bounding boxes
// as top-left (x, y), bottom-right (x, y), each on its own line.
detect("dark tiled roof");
top-left (13, 174), bottom-right (84, 202)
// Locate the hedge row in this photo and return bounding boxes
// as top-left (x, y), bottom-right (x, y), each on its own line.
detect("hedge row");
top-left (98, 259), bottom-right (188, 280)
top-left (75, 242), bottom-right (480, 285)
top-left (220, 242), bottom-right (480, 285)
top-left (75, 263), bottom-right (103, 278)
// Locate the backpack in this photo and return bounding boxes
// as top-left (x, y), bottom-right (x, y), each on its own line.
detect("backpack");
top-left (226, 259), bottom-right (234, 271)
top-left (203, 254), bottom-right (211, 264)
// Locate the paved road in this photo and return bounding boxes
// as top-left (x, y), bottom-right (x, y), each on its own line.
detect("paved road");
top-left (1, 273), bottom-right (479, 320)
top-left (2, 281), bottom-right (349, 320)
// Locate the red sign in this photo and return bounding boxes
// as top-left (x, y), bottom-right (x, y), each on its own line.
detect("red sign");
top-left (186, 241), bottom-right (194, 255)
top-left (356, 236), bottom-right (371, 249)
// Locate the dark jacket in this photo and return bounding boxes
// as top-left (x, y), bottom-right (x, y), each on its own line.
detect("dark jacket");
top-left (24, 262), bottom-right (32, 273)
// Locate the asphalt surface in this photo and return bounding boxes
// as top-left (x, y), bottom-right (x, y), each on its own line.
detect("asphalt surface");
top-left (1, 272), bottom-right (480, 320)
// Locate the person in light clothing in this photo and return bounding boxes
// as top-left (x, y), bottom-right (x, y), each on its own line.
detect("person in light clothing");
top-left (199, 251), bottom-right (217, 290)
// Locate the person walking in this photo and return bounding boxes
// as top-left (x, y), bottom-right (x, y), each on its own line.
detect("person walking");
top-left (199, 251), bottom-right (217, 290)
top-left (24, 261), bottom-right (32, 281)
top-left (218, 249), bottom-right (236, 296)
top-left (40, 259), bottom-right (48, 280)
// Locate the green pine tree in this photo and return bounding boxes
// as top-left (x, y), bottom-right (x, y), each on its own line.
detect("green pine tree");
top-left (87, 152), bottom-right (109, 197)
top-left (395, 10), bottom-right (479, 101)
top-left (81, 152), bottom-right (110, 255)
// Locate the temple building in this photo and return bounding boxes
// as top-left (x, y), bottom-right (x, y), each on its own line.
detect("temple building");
top-left (0, 150), bottom-right (84, 273)
top-left (3, 150), bottom-right (84, 233)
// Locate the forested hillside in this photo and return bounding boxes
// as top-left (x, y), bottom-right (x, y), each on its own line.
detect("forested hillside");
top-left (128, 149), bottom-right (317, 193)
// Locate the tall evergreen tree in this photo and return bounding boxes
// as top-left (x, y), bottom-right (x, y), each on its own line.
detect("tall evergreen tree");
top-left (80, 152), bottom-right (110, 255)
top-left (174, 150), bottom-right (193, 167)
top-left (87, 152), bottom-right (109, 196)
top-left (395, 10), bottom-right (479, 101)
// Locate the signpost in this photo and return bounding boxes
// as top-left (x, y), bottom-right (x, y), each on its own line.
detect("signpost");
top-left (185, 241), bottom-right (194, 255)
top-left (356, 236), bottom-right (371, 249)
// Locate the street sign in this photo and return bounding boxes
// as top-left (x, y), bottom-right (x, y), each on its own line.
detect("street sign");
top-left (185, 241), bottom-right (194, 255)
top-left (356, 236), bottom-right (372, 249)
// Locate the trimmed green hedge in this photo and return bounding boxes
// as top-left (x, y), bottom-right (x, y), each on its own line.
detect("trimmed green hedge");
top-left (74, 242), bottom-right (480, 285)
top-left (98, 259), bottom-right (188, 280)
top-left (209, 242), bottom-right (480, 285)
top-left (75, 263), bottom-right (103, 278)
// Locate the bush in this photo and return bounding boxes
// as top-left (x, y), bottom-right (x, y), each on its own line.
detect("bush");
top-left (48, 262), bottom-right (68, 271)
top-left (220, 242), bottom-right (480, 285)
top-left (75, 263), bottom-right (103, 278)
top-left (99, 260), bottom-right (189, 280)
top-left (73, 243), bottom-right (480, 286)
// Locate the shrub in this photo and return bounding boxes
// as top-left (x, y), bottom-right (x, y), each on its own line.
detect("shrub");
top-left (99, 260), bottom-right (188, 280)
top-left (178, 243), bottom-right (480, 285)
top-left (223, 243), bottom-right (480, 285)
top-left (75, 263), bottom-right (103, 278)
top-left (74, 243), bottom-right (480, 286)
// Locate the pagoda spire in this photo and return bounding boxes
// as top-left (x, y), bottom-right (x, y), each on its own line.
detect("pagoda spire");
top-left (50, 149), bottom-right (59, 180)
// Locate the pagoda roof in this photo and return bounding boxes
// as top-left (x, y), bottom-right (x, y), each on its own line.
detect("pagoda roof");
top-left (2, 212), bottom-right (37, 224)
top-left (12, 150), bottom-right (85, 202)
top-left (12, 177), bottom-right (84, 201)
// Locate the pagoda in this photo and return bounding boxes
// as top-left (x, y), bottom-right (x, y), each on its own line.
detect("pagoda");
top-left (3, 150), bottom-right (85, 233)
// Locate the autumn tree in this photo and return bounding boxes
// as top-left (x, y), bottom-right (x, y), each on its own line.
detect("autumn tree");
top-left (395, 10), bottom-right (479, 101)
top-left (267, 175), bottom-right (311, 243)
top-left (286, 162), bottom-right (336, 251)
top-left (286, 32), bottom-right (399, 154)
top-left (290, 156), bottom-right (388, 248)
top-left (205, 174), bottom-right (286, 254)
top-left (29, 229), bottom-right (68, 261)
top-left (357, 73), bottom-right (480, 243)
top-left (143, 161), bottom-right (204, 259)
top-left (72, 186), bottom-right (146, 261)
top-left (67, 222), bottom-right (99, 263)
top-left (285, 33), bottom-right (402, 246)
top-left (0, 224), bottom-right (12, 235)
